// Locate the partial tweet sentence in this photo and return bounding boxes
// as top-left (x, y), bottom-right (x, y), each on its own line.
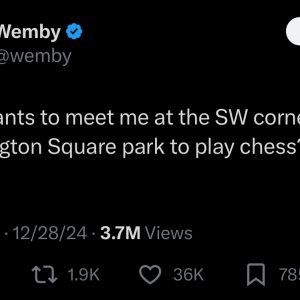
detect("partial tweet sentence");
top-left (0, 108), bottom-right (300, 159)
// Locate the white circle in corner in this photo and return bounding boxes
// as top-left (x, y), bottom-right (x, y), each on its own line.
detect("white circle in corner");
top-left (286, 17), bottom-right (300, 46)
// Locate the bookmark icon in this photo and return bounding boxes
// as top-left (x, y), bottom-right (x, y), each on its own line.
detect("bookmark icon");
top-left (247, 263), bottom-right (266, 287)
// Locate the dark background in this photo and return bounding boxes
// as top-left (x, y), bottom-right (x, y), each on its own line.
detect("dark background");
top-left (1, 2), bottom-right (300, 296)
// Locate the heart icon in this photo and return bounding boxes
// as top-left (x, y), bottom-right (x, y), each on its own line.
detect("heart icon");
top-left (139, 265), bottom-right (162, 285)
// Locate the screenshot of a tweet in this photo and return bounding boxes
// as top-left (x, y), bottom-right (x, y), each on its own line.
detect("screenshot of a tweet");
top-left (1, 3), bottom-right (300, 296)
